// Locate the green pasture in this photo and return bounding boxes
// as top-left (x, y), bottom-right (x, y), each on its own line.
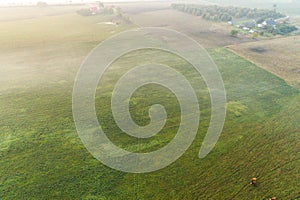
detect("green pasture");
top-left (0, 7), bottom-right (299, 199)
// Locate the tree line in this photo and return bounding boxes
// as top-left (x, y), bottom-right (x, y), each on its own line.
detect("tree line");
top-left (171, 4), bottom-right (286, 22)
top-left (271, 23), bottom-right (298, 35)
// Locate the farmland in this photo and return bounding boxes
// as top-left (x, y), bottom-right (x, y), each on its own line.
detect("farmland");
top-left (128, 9), bottom-right (254, 48)
top-left (0, 3), bottom-right (299, 200)
top-left (227, 36), bottom-right (300, 89)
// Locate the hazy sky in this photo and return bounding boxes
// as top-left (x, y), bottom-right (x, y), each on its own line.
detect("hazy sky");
top-left (0, 0), bottom-right (296, 5)
top-left (0, 0), bottom-right (136, 4)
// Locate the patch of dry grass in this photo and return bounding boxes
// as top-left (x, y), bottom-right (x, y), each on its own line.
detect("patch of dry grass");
top-left (227, 36), bottom-right (300, 89)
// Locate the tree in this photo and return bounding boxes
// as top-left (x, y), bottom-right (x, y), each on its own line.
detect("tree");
top-left (273, 4), bottom-right (277, 12)
top-left (115, 7), bottom-right (123, 17)
top-left (230, 30), bottom-right (239, 37)
top-left (98, 1), bottom-right (104, 8)
top-left (277, 23), bottom-right (298, 35)
top-left (103, 6), bottom-right (114, 15)
top-left (171, 4), bottom-right (286, 23)
top-left (252, 32), bottom-right (259, 38)
top-left (257, 18), bottom-right (265, 24)
top-left (259, 31), bottom-right (265, 36)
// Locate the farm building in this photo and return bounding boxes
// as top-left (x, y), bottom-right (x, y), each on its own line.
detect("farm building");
top-left (241, 21), bottom-right (256, 29)
top-left (263, 19), bottom-right (276, 27)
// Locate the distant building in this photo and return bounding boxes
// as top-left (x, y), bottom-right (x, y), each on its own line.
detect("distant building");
top-left (228, 21), bottom-right (235, 26)
top-left (241, 21), bottom-right (256, 29)
top-left (263, 19), bottom-right (276, 27)
top-left (257, 24), bottom-right (264, 28)
top-left (249, 29), bottom-right (258, 34)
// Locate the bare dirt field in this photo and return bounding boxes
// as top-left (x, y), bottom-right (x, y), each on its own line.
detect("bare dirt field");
top-left (117, 0), bottom-right (214, 14)
top-left (115, 1), bottom-right (171, 14)
top-left (127, 9), bottom-right (254, 48)
top-left (227, 36), bottom-right (300, 89)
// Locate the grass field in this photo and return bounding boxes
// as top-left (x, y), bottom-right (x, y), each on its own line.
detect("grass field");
top-left (227, 36), bottom-right (300, 89)
top-left (0, 5), bottom-right (299, 200)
